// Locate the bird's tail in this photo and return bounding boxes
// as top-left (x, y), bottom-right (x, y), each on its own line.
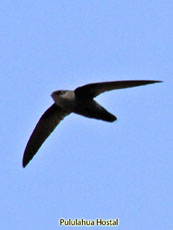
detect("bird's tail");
top-left (74, 100), bottom-right (117, 122)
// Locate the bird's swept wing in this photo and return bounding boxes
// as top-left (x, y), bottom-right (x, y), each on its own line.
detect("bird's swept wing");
top-left (75, 80), bottom-right (162, 99)
top-left (22, 103), bottom-right (70, 167)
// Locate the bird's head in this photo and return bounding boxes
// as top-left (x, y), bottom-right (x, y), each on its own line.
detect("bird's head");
top-left (51, 90), bottom-right (75, 103)
top-left (51, 90), bottom-right (67, 99)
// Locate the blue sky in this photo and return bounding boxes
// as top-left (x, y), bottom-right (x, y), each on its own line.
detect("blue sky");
top-left (0, 0), bottom-right (172, 229)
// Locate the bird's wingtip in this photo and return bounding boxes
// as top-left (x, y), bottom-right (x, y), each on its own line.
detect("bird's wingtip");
top-left (144, 80), bottom-right (163, 84)
top-left (155, 80), bottom-right (163, 83)
top-left (22, 161), bottom-right (27, 168)
top-left (22, 157), bottom-right (29, 168)
top-left (145, 80), bottom-right (163, 85)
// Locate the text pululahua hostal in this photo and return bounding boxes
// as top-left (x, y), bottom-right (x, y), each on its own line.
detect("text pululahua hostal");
top-left (59, 218), bottom-right (119, 226)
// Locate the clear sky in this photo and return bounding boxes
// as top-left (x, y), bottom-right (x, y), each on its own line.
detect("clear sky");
top-left (0, 0), bottom-right (172, 229)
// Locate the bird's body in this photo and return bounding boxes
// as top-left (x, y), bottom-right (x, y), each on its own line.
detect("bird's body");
top-left (52, 90), bottom-right (116, 122)
top-left (22, 80), bottom-right (162, 167)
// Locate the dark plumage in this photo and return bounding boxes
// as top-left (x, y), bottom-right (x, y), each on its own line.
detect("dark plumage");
top-left (23, 80), bottom-right (162, 167)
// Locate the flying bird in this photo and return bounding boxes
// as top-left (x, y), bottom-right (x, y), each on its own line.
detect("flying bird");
top-left (22, 80), bottom-right (162, 167)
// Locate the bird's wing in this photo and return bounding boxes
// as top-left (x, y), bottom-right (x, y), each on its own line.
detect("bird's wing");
top-left (22, 103), bottom-right (70, 167)
top-left (75, 80), bottom-right (162, 99)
